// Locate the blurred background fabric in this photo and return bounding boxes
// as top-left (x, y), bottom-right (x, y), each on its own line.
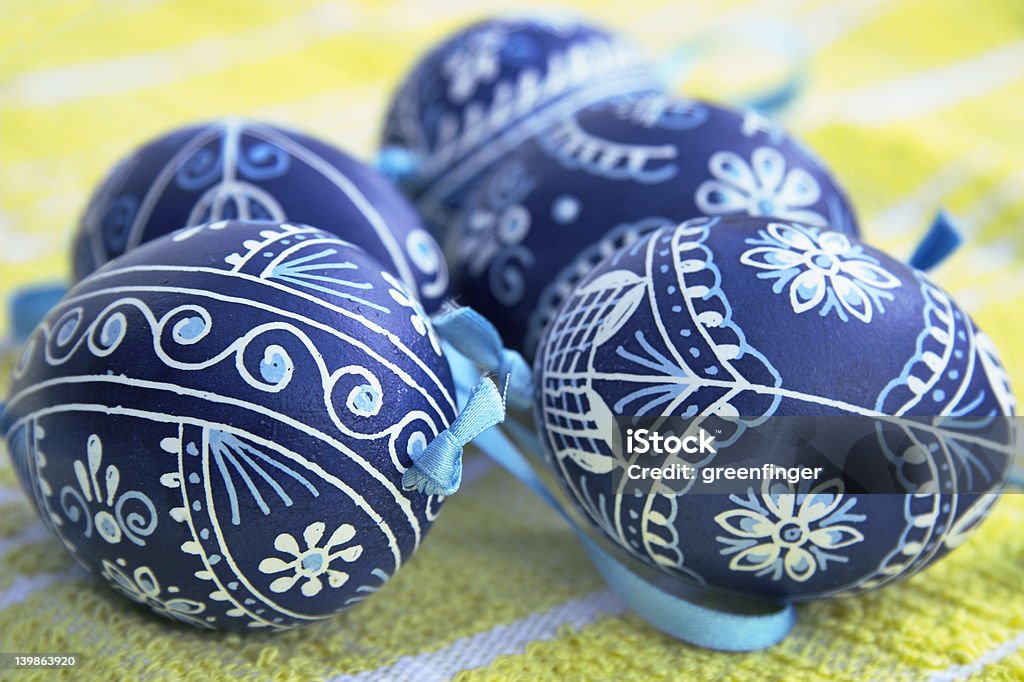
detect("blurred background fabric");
top-left (1, 0), bottom-right (1023, 680)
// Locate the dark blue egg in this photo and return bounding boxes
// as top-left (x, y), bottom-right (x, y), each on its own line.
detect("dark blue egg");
top-left (4, 220), bottom-right (456, 630)
top-left (380, 14), bottom-right (662, 242)
top-left (534, 216), bottom-right (1014, 600)
top-left (448, 94), bottom-right (860, 357)
top-left (72, 119), bottom-right (449, 312)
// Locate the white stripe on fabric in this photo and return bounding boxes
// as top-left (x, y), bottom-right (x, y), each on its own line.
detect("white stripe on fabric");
top-left (2, 3), bottom-right (354, 108)
top-left (795, 40), bottom-right (1024, 129)
top-left (801, 0), bottom-right (889, 52)
top-left (0, 568), bottom-right (85, 611)
top-left (330, 589), bottom-right (626, 682)
top-left (0, 487), bottom-right (27, 506)
top-left (927, 631), bottom-right (1024, 681)
top-left (869, 158), bottom-right (984, 243)
top-left (0, 520), bottom-right (51, 564)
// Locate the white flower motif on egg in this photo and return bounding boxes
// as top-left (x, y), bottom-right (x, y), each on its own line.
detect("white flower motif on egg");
top-left (534, 216), bottom-right (1014, 601)
top-left (456, 160), bottom-right (536, 307)
top-left (445, 98), bottom-right (860, 357)
top-left (695, 147), bottom-right (827, 226)
top-left (4, 221), bottom-right (457, 630)
top-left (101, 560), bottom-right (211, 629)
top-left (259, 521), bottom-right (364, 597)
top-left (740, 110), bottom-right (781, 141)
top-left (380, 16), bottom-right (661, 246)
top-left (740, 222), bottom-right (901, 323)
top-left (715, 479), bottom-right (866, 583)
top-left (56, 434), bottom-right (158, 546)
top-left (441, 28), bottom-right (506, 104)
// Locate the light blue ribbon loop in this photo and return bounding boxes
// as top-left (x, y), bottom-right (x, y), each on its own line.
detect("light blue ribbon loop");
top-left (443, 350), bottom-right (796, 651)
top-left (658, 18), bottom-right (810, 115)
top-left (577, 531), bottom-right (795, 651)
top-left (11, 281), bottom-right (68, 343)
top-left (908, 209), bottom-right (964, 272)
top-left (471, 422), bottom-right (796, 652)
top-left (402, 377), bottom-right (505, 496)
top-left (373, 145), bottom-right (420, 187)
top-left (431, 305), bottom-right (533, 411)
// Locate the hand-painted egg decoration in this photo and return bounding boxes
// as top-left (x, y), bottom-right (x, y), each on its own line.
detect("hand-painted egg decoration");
top-left (71, 118), bottom-right (449, 312)
top-left (535, 216), bottom-right (1015, 600)
top-left (380, 13), bottom-right (662, 242)
top-left (3, 220), bottom-right (456, 630)
top-left (447, 94), bottom-right (860, 357)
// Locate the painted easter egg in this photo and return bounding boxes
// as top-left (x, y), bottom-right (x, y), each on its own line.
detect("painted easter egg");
top-left (448, 93), bottom-right (860, 357)
top-left (380, 13), bottom-right (662, 241)
top-left (534, 216), bottom-right (1015, 600)
top-left (3, 220), bottom-right (456, 630)
top-left (71, 118), bottom-right (449, 312)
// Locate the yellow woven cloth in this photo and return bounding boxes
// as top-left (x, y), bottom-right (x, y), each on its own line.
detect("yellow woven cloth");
top-left (2, 0), bottom-right (1023, 680)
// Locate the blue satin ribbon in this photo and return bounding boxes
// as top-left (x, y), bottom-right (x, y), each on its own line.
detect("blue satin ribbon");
top-left (375, 146), bottom-right (420, 187)
top-left (443, 346), bottom-right (795, 652)
top-left (908, 210), bottom-right (963, 272)
top-left (405, 306), bottom-right (529, 496)
top-left (10, 282), bottom-right (68, 343)
top-left (1, 283), bottom-right (69, 425)
top-left (431, 305), bottom-right (532, 411)
top-left (402, 377), bottom-right (505, 496)
top-left (658, 18), bottom-right (810, 115)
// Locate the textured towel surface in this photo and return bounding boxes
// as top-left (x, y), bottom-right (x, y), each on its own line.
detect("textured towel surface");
top-left (2, 1), bottom-right (1023, 680)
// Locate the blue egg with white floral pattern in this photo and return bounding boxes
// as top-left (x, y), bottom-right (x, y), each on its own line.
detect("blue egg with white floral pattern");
top-left (448, 94), bottom-right (859, 357)
top-left (4, 220), bottom-right (456, 630)
top-left (72, 118), bottom-right (449, 312)
top-left (535, 216), bottom-right (1014, 600)
top-left (380, 13), bottom-right (661, 242)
